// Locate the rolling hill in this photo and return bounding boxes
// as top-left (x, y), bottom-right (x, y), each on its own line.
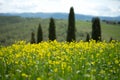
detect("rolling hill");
top-left (0, 12), bottom-right (120, 21)
top-left (0, 16), bottom-right (120, 46)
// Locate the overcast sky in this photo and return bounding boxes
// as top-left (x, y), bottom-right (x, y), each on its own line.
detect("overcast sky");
top-left (0, 0), bottom-right (120, 17)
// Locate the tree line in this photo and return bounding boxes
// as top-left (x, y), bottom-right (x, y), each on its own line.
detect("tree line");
top-left (31, 7), bottom-right (102, 44)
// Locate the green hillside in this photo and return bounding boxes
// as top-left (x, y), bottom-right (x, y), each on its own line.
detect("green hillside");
top-left (0, 16), bottom-right (120, 46)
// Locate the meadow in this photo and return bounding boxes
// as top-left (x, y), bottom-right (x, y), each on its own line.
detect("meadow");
top-left (0, 16), bottom-right (120, 80)
top-left (0, 40), bottom-right (120, 80)
top-left (0, 16), bottom-right (120, 46)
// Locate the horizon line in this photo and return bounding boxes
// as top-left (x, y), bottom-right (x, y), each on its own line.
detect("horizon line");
top-left (0, 12), bottom-right (120, 17)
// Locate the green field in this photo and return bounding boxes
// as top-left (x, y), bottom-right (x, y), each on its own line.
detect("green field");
top-left (0, 16), bottom-right (120, 46)
top-left (0, 16), bottom-right (120, 80)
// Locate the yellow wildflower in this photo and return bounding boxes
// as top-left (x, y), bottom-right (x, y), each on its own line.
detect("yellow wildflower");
top-left (37, 77), bottom-right (42, 80)
top-left (21, 73), bottom-right (28, 78)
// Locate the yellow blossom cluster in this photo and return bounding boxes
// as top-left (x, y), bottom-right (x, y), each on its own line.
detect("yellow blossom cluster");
top-left (0, 40), bottom-right (120, 80)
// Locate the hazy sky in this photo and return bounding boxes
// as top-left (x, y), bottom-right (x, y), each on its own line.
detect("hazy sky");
top-left (0, 0), bottom-right (120, 17)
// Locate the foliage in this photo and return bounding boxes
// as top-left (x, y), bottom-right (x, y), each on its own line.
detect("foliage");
top-left (30, 32), bottom-right (36, 44)
top-left (37, 24), bottom-right (43, 43)
top-left (92, 17), bottom-right (101, 42)
top-left (48, 18), bottom-right (56, 41)
top-left (86, 33), bottom-right (90, 42)
top-left (67, 7), bottom-right (76, 42)
top-left (0, 40), bottom-right (120, 80)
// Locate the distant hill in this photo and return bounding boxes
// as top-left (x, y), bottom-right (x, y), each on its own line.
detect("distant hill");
top-left (0, 16), bottom-right (25, 25)
top-left (0, 12), bottom-right (120, 21)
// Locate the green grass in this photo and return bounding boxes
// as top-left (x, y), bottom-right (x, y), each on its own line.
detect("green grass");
top-left (0, 16), bottom-right (120, 46)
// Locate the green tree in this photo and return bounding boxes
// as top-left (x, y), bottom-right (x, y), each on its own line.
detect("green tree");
top-left (31, 32), bottom-right (35, 44)
top-left (92, 17), bottom-right (101, 42)
top-left (67, 7), bottom-right (76, 42)
top-left (37, 24), bottom-right (43, 43)
top-left (86, 33), bottom-right (90, 42)
top-left (49, 18), bottom-right (56, 41)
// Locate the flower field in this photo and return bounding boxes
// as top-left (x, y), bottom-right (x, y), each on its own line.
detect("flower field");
top-left (0, 40), bottom-right (120, 80)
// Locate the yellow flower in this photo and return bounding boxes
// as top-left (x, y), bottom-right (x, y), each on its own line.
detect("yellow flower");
top-left (54, 68), bottom-right (58, 72)
top-left (99, 49), bottom-right (103, 53)
top-left (99, 70), bottom-right (105, 74)
top-left (96, 53), bottom-right (100, 57)
top-left (108, 62), bottom-right (111, 65)
top-left (21, 73), bottom-right (28, 78)
top-left (109, 70), bottom-right (113, 73)
top-left (115, 60), bottom-right (119, 64)
top-left (67, 66), bottom-right (72, 72)
top-left (91, 69), bottom-right (96, 73)
top-left (37, 77), bottom-right (42, 80)
top-left (91, 61), bottom-right (95, 65)
top-left (61, 62), bottom-right (67, 70)
top-left (91, 55), bottom-right (94, 59)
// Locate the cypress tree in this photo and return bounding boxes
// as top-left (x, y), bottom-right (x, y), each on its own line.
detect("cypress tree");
top-left (49, 18), bottom-right (56, 41)
top-left (67, 7), bottom-right (76, 42)
top-left (92, 17), bottom-right (101, 42)
top-left (109, 37), bottom-right (113, 42)
top-left (86, 33), bottom-right (90, 42)
top-left (37, 24), bottom-right (43, 43)
top-left (31, 32), bottom-right (35, 44)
